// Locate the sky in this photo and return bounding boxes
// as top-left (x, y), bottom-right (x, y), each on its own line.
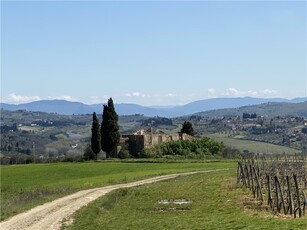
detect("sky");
top-left (1, 0), bottom-right (306, 106)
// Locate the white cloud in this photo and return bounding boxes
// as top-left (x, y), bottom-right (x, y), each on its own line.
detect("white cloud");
top-left (126, 92), bottom-right (177, 99)
top-left (125, 92), bottom-right (141, 97)
top-left (206, 88), bottom-right (217, 99)
top-left (88, 95), bottom-right (110, 104)
top-left (261, 89), bottom-right (278, 95)
top-left (89, 96), bottom-right (108, 104)
top-left (222, 88), bottom-right (279, 98)
top-left (2, 93), bottom-right (41, 104)
top-left (225, 87), bottom-right (239, 96)
top-left (247, 90), bottom-right (258, 96)
top-left (208, 88), bottom-right (216, 95)
top-left (90, 96), bottom-right (99, 102)
top-left (132, 92), bottom-right (140, 97)
top-left (122, 92), bottom-right (185, 106)
top-left (120, 88), bottom-right (281, 106)
top-left (47, 95), bottom-right (77, 101)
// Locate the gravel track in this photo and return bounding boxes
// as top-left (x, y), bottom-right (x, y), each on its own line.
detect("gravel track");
top-left (0, 169), bottom-right (228, 230)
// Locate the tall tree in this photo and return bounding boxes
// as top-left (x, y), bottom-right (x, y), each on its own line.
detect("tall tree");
top-left (101, 98), bottom-right (120, 158)
top-left (91, 112), bottom-right (101, 160)
top-left (181, 121), bottom-right (195, 136)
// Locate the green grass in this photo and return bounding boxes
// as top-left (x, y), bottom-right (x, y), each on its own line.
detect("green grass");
top-left (65, 169), bottom-right (306, 230)
top-left (208, 133), bottom-right (299, 155)
top-left (0, 161), bottom-right (232, 220)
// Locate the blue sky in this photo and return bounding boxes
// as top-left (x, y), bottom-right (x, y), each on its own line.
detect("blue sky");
top-left (1, 1), bottom-right (306, 105)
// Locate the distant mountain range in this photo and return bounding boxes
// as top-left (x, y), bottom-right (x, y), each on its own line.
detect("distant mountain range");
top-left (1, 97), bottom-right (306, 118)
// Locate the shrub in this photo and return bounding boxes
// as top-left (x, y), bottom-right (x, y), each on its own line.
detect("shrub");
top-left (151, 137), bottom-right (225, 158)
top-left (118, 150), bottom-right (130, 159)
top-left (83, 144), bottom-right (96, 161)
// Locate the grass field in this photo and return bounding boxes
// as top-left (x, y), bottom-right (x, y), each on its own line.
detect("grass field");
top-left (208, 133), bottom-right (299, 155)
top-left (65, 169), bottom-right (307, 230)
top-left (0, 161), bottom-right (232, 221)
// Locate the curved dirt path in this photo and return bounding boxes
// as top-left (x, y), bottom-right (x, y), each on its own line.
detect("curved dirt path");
top-left (0, 169), bottom-right (228, 230)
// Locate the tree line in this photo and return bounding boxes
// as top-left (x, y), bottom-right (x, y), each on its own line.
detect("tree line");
top-left (243, 113), bottom-right (257, 120)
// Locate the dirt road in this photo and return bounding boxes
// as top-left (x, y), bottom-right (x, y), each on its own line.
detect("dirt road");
top-left (0, 169), bottom-right (228, 230)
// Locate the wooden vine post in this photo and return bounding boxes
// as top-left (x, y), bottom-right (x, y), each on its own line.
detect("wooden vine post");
top-left (237, 154), bottom-right (306, 218)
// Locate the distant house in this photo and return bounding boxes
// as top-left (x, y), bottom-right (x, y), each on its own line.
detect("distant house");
top-left (122, 128), bottom-right (193, 155)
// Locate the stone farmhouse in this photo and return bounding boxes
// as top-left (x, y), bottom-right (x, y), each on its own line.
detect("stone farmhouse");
top-left (121, 128), bottom-right (193, 155)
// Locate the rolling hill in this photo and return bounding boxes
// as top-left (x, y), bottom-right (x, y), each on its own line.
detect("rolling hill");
top-left (193, 101), bottom-right (307, 118)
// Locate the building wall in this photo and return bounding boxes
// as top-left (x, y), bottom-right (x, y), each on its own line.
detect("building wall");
top-left (123, 132), bottom-right (193, 155)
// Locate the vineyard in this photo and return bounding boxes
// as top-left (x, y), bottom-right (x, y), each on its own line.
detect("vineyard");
top-left (237, 153), bottom-right (307, 218)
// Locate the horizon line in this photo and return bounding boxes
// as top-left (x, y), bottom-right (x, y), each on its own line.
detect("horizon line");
top-left (1, 95), bottom-right (307, 107)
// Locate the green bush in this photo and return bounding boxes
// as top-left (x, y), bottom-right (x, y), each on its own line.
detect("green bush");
top-left (139, 149), bottom-right (157, 158)
top-left (118, 150), bottom-right (130, 159)
top-left (83, 144), bottom-right (96, 161)
top-left (150, 137), bottom-right (225, 158)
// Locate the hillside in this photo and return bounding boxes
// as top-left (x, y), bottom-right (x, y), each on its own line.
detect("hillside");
top-left (192, 101), bottom-right (307, 119)
top-left (1, 98), bottom-right (306, 163)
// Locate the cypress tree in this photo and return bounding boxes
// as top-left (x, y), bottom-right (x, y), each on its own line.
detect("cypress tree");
top-left (101, 98), bottom-right (120, 158)
top-left (181, 121), bottom-right (195, 136)
top-left (91, 112), bottom-right (101, 160)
